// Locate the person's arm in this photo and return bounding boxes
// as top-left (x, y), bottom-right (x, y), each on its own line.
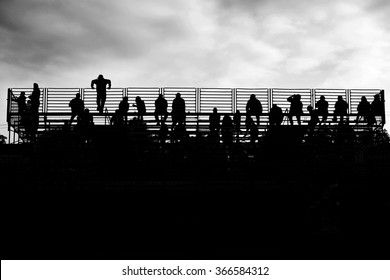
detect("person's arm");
top-left (91, 80), bottom-right (95, 89)
top-left (107, 79), bottom-right (111, 89)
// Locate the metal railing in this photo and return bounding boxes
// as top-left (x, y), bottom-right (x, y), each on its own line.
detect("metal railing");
top-left (7, 87), bottom-right (385, 143)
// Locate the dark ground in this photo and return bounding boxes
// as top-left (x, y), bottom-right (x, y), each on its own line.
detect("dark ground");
top-left (2, 128), bottom-right (390, 260)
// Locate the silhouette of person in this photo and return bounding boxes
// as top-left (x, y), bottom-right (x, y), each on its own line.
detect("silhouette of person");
top-left (222, 114), bottom-right (233, 148)
top-left (233, 110), bottom-right (241, 142)
top-left (29, 83), bottom-right (41, 115)
top-left (209, 107), bottom-right (220, 132)
top-left (307, 105), bottom-right (319, 132)
top-left (69, 93), bottom-right (85, 125)
top-left (369, 93), bottom-right (384, 125)
top-left (111, 109), bottom-right (124, 126)
top-left (333, 95), bottom-right (348, 122)
top-left (78, 108), bottom-right (94, 127)
top-left (154, 93), bottom-right (168, 125)
top-left (12, 91), bottom-right (26, 114)
top-left (28, 83), bottom-right (41, 139)
top-left (371, 93), bottom-right (384, 116)
top-left (356, 96), bottom-right (370, 123)
top-left (248, 117), bottom-right (258, 144)
top-left (315, 95), bottom-right (329, 123)
top-left (133, 96), bottom-right (146, 120)
top-left (246, 94), bottom-right (263, 126)
top-left (269, 104), bottom-right (283, 126)
top-left (287, 94), bottom-right (303, 125)
top-left (244, 113), bottom-right (254, 136)
top-left (91, 74), bottom-right (111, 114)
top-left (171, 92), bottom-right (186, 129)
top-left (119, 97), bottom-right (129, 124)
top-left (78, 108), bottom-right (94, 142)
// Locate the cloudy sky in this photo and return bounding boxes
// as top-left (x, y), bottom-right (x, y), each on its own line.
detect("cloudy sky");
top-left (1, 0), bottom-right (390, 136)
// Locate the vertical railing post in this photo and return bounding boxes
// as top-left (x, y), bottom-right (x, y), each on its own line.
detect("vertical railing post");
top-left (195, 88), bottom-right (202, 113)
top-left (267, 88), bottom-right (272, 111)
top-left (232, 88), bottom-right (236, 113)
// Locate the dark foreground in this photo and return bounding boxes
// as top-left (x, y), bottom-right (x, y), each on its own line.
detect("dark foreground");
top-left (2, 127), bottom-right (390, 260)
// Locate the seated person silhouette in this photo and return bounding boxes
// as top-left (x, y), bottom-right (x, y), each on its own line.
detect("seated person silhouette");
top-left (69, 93), bottom-right (85, 125)
top-left (222, 114), bottom-right (233, 147)
top-left (287, 94), bottom-right (303, 125)
top-left (246, 94), bottom-right (262, 126)
top-left (269, 104), bottom-right (283, 126)
top-left (111, 109), bottom-right (124, 126)
top-left (91, 74), bottom-right (111, 114)
top-left (307, 105), bottom-right (319, 131)
top-left (233, 110), bottom-right (241, 142)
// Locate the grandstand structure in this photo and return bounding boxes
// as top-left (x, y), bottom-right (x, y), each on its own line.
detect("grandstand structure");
top-left (6, 87), bottom-right (385, 143)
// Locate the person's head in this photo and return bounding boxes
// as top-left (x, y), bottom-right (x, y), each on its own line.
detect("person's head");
top-left (250, 94), bottom-right (256, 100)
top-left (33, 83), bottom-right (39, 90)
top-left (361, 96), bottom-right (367, 102)
top-left (85, 108), bottom-right (89, 113)
top-left (123, 96), bottom-right (128, 101)
top-left (20, 92), bottom-right (25, 96)
top-left (98, 74), bottom-right (104, 80)
top-left (338, 95), bottom-right (343, 101)
top-left (213, 107), bottom-right (217, 113)
top-left (374, 94), bottom-right (380, 101)
top-left (236, 110), bottom-right (240, 114)
top-left (136, 96), bottom-right (140, 101)
top-left (296, 94), bottom-right (301, 100)
top-left (272, 104), bottom-right (278, 109)
top-left (76, 93), bottom-right (80, 98)
top-left (307, 105), bottom-right (313, 112)
top-left (176, 92), bottom-right (181, 98)
top-left (320, 95), bottom-right (325, 101)
top-left (158, 94), bottom-right (163, 98)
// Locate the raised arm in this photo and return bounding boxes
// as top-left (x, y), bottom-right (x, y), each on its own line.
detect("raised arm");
top-left (91, 79), bottom-right (96, 89)
top-left (107, 79), bottom-right (111, 89)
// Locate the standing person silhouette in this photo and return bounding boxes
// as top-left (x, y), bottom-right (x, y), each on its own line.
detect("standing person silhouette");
top-left (91, 74), bottom-right (111, 114)
top-left (209, 107), bottom-right (220, 132)
top-left (287, 94), bottom-right (303, 125)
top-left (171, 92), bottom-right (186, 130)
top-left (119, 97), bottom-right (129, 124)
top-left (28, 83), bottom-right (41, 139)
top-left (315, 95), bottom-right (329, 123)
top-left (133, 96), bottom-right (146, 120)
top-left (69, 93), bottom-right (85, 125)
top-left (12, 91), bottom-right (26, 114)
top-left (246, 94), bottom-right (263, 126)
top-left (154, 93), bottom-right (168, 125)
top-left (356, 96), bottom-right (370, 123)
top-left (333, 95), bottom-right (348, 123)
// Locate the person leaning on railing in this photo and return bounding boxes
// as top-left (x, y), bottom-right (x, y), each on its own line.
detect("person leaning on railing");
top-left (91, 74), bottom-right (111, 114)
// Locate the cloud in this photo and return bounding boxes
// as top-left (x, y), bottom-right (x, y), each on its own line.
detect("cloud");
top-left (1, 0), bottom-right (390, 136)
